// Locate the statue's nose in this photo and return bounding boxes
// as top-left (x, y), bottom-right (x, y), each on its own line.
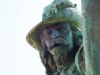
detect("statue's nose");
top-left (51, 30), bottom-right (59, 39)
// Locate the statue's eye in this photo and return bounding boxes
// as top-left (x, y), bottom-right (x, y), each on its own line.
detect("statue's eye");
top-left (46, 29), bottom-right (52, 35)
top-left (43, 29), bottom-right (52, 36)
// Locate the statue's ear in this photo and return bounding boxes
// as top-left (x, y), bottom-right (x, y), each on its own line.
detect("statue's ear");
top-left (71, 25), bottom-right (82, 47)
top-left (73, 30), bottom-right (82, 46)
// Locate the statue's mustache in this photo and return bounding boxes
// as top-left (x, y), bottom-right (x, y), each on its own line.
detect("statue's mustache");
top-left (49, 38), bottom-right (69, 49)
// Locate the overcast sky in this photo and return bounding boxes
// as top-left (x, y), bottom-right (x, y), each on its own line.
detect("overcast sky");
top-left (0, 0), bottom-right (81, 75)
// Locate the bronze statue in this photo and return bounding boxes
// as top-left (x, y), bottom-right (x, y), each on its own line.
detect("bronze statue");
top-left (26, 0), bottom-right (85, 75)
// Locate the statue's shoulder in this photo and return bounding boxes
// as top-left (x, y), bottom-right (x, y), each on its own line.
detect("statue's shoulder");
top-left (58, 63), bottom-right (80, 75)
top-left (75, 46), bottom-right (85, 75)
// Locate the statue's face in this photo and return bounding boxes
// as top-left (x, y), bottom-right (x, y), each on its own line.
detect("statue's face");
top-left (42, 22), bottom-right (73, 68)
top-left (42, 22), bottom-right (73, 53)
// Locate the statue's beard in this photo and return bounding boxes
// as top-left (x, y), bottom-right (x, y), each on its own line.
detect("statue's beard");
top-left (50, 45), bottom-right (72, 70)
top-left (45, 38), bottom-right (73, 69)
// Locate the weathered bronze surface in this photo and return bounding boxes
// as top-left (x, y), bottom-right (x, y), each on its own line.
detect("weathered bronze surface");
top-left (26, 0), bottom-right (85, 75)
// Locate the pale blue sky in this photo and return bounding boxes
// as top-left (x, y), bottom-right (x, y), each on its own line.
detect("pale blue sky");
top-left (0, 0), bottom-right (81, 75)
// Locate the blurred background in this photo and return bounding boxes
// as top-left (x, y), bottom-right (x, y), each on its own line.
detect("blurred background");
top-left (0, 0), bottom-right (81, 75)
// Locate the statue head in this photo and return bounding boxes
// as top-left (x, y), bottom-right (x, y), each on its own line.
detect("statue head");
top-left (26, 0), bottom-right (82, 75)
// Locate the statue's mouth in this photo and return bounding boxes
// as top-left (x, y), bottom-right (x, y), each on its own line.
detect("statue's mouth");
top-left (49, 43), bottom-right (63, 50)
top-left (49, 38), bottom-right (68, 50)
top-left (53, 43), bottom-right (63, 47)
